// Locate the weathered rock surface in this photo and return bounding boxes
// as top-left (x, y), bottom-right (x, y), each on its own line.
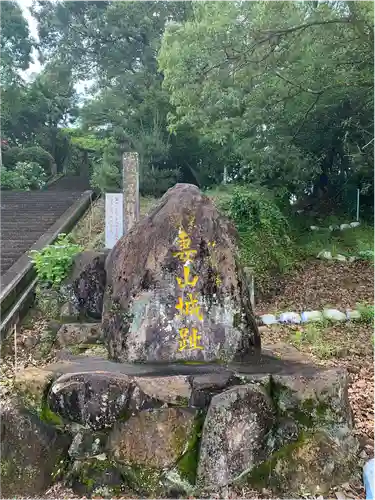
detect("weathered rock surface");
top-left (56, 323), bottom-right (102, 347)
top-left (62, 251), bottom-right (108, 320)
top-left (14, 366), bottom-right (55, 412)
top-left (197, 384), bottom-right (275, 490)
top-left (135, 375), bottom-right (191, 405)
top-left (108, 408), bottom-right (197, 468)
top-left (272, 367), bottom-right (354, 428)
top-left (103, 183), bottom-right (260, 363)
top-left (48, 371), bottom-right (133, 430)
top-left (69, 457), bottom-right (126, 497)
top-left (0, 399), bottom-right (70, 497)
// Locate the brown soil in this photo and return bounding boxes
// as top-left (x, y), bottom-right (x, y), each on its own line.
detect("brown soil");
top-left (256, 259), bottom-right (374, 314)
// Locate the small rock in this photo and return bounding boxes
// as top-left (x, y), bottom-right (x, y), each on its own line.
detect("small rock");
top-left (335, 254), bottom-right (347, 262)
top-left (278, 312), bottom-right (301, 324)
top-left (56, 323), bottom-right (102, 347)
top-left (48, 371), bottom-right (133, 430)
top-left (317, 250), bottom-right (333, 260)
top-left (135, 375), bottom-right (191, 405)
top-left (323, 309), bottom-right (347, 321)
top-left (301, 311), bottom-right (324, 323)
top-left (259, 314), bottom-right (278, 325)
top-left (340, 224), bottom-right (351, 230)
top-left (349, 222), bottom-right (360, 228)
top-left (348, 256), bottom-right (357, 263)
top-left (68, 429), bottom-right (107, 459)
top-left (310, 226), bottom-right (319, 231)
top-left (346, 310), bottom-right (361, 321)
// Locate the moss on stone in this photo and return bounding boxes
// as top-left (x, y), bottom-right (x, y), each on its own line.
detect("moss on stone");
top-left (69, 457), bottom-right (127, 497)
top-left (176, 410), bottom-right (205, 485)
top-left (121, 463), bottom-right (162, 496)
top-left (243, 430), bottom-right (309, 490)
top-left (39, 404), bottom-right (63, 426)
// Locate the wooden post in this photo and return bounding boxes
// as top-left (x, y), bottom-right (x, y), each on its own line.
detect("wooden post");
top-left (122, 152), bottom-right (140, 234)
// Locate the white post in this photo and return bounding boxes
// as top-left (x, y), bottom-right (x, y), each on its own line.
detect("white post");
top-left (356, 188), bottom-right (360, 222)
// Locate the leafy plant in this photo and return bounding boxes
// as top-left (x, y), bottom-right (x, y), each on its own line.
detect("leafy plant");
top-left (0, 161), bottom-right (46, 190)
top-left (217, 187), bottom-right (296, 294)
top-left (30, 233), bottom-right (83, 288)
top-left (3, 146), bottom-right (56, 176)
top-left (357, 303), bottom-right (374, 325)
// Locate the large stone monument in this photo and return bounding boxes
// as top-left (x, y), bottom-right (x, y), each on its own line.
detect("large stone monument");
top-left (103, 183), bottom-right (260, 363)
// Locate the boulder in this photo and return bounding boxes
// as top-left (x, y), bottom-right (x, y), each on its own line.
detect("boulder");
top-left (196, 384), bottom-right (275, 491)
top-left (14, 366), bottom-right (55, 413)
top-left (108, 407), bottom-right (197, 468)
top-left (0, 399), bottom-right (70, 497)
top-left (48, 371), bottom-right (133, 430)
top-left (196, 366), bottom-right (358, 496)
top-left (103, 183), bottom-right (260, 363)
top-left (62, 251), bottom-right (108, 320)
top-left (107, 407), bottom-right (199, 495)
top-left (56, 323), bottom-right (102, 347)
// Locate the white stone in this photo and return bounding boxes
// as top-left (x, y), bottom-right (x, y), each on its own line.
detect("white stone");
top-left (349, 221), bottom-right (360, 228)
top-left (310, 225), bottom-right (319, 231)
top-left (346, 309), bottom-right (361, 320)
top-left (334, 254), bottom-right (347, 262)
top-left (105, 193), bottom-right (124, 249)
top-left (348, 256), bottom-right (357, 263)
top-left (259, 314), bottom-right (278, 325)
top-left (278, 312), bottom-right (301, 324)
top-left (340, 224), bottom-right (351, 231)
top-left (301, 311), bottom-right (323, 323)
top-left (317, 250), bottom-right (332, 260)
top-left (323, 309), bottom-right (347, 321)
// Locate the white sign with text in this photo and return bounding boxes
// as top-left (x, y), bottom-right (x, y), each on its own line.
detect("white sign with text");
top-left (105, 193), bottom-right (124, 249)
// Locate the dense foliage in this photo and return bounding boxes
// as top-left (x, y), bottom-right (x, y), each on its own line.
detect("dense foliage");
top-left (0, 161), bottom-right (47, 190)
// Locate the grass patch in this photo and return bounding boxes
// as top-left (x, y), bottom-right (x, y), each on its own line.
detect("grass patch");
top-left (292, 222), bottom-right (374, 260)
top-left (290, 323), bottom-right (338, 359)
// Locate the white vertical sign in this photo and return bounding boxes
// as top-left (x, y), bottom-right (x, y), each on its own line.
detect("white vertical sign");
top-left (105, 193), bottom-right (124, 249)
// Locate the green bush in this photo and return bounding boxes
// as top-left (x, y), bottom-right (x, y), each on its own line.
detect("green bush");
top-left (3, 146), bottom-right (56, 177)
top-left (29, 233), bottom-right (83, 288)
top-left (215, 186), bottom-right (296, 293)
top-left (1, 162), bottom-right (47, 190)
top-left (357, 303), bottom-right (374, 325)
top-left (1, 167), bottom-right (30, 190)
top-left (91, 158), bottom-right (121, 193)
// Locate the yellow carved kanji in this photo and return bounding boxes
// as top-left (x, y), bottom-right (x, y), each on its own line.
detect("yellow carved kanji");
top-left (175, 293), bottom-right (203, 320)
top-left (173, 228), bottom-right (197, 262)
top-left (178, 327), bottom-right (203, 351)
top-left (176, 265), bottom-right (198, 289)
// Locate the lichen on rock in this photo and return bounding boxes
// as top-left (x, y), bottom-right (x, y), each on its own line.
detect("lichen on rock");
top-left (103, 183), bottom-right (260, 363)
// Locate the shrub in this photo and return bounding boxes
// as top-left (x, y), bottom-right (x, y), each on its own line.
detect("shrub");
top-left (1, 167), bottom-right (30, 190)
top-left (215, 186), bottom-right (296, 294)
top-left (3, 146), bottom-right (56, 177)
top-left (357, 303), bottom-right (374, 325)
top-left (29, 233), bottom-right (83, 288)
top-left (16, 161), bottom-right (47, 189)
top-left (91, 159), bottom-right (121, 193)
top-left (0, 162), bottom-right (47, 190)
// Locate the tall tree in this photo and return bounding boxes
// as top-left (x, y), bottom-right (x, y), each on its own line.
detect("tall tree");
top-left (159, 1), bottom-right (374, 210)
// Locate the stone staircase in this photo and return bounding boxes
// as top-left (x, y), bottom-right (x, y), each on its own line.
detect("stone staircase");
top-left (0, 176), bottom-right (91, 275)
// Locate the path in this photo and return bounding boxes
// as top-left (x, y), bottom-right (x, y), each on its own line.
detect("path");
top-left (0, 176), bottom-right (91, 275)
